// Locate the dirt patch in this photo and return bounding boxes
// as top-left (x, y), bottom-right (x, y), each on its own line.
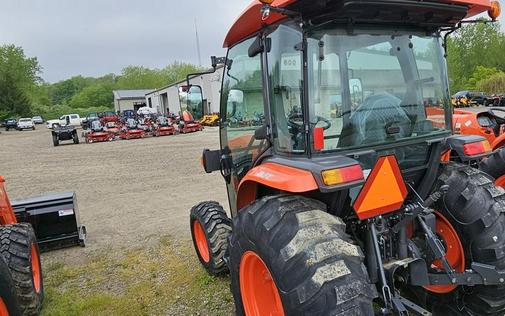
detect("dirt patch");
top-left (0, 126), bottom-right (233, 314)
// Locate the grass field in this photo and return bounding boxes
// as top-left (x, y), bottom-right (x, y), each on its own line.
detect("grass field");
top-left (41, 236), bottom-right (233, 316)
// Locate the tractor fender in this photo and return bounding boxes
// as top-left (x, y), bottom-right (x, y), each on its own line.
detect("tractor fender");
top-left (236, 162), bottom-right (318, 210)
top-left (491, 134), bottom-right (505, 151)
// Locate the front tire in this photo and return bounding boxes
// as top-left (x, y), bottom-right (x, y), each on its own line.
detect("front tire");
top-left (190, 201), bottom-right (231, 275)
top-left (0, 224), bottom-right (43, 315)
top-left (0, 256), bottom-right (21, 316)
top-left (229, 195), bottom-right (376, 315)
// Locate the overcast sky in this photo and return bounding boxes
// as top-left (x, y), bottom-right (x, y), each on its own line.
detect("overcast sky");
top-left (0, 0), bottom-right (503, 83)
top-left (0, 0), bottom-right (251, 83)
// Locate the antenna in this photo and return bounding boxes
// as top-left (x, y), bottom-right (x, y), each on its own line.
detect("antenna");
top-left (194, 18), bottom-right (202, 67)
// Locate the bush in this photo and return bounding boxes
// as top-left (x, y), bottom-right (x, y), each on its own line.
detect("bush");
top-left (478, 72), bottom-right (505, 94)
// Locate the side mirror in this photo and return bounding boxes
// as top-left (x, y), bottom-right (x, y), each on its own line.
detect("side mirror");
top-left (254, 124), bottom-right (268, 140)
top-left (349, 78), bottom-right (363, 105)
top-left (248, 36), bottom-right (271, 58)
top-left (201, 149), bottom-right (221, 173)
top-left (228, 90), bottom-right (244, 104)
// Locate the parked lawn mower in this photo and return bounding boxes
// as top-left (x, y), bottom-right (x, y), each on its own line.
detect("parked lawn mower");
top-left (119, 118), bottom-right (144, 140)
top-left (188, 1), bottom-right (505, 315)
top-left (153, 116), bottom-right (176, 137)
top-left (200, 114), bottom-right (220, 126)
top-left (178, 111), bottom-right (203, 134)
top-left (136, 116), bottom-right (154, 136)
top-left (85, 120), bottom-right (114, 143)
top-left (105, 121), bottom-right (120, 136)
top-left (51, 123), bottom-right (79, 146)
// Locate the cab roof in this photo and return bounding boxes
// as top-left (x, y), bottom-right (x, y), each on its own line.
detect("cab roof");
top-left (223, 0), bottom-right (494, 48)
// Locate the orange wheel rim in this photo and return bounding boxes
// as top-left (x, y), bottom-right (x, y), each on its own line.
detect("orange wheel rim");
top-left (425, 212), bottom-right (465, 294)
top-left (239, 251), bottom-right (284, 316)
top-left (30, 243), bottom-right (41, 293)
top-left (495, 175), bottom-right (505, 188)
top-left (193, 221), bottom-right (210, 263)
top-left (0, 298), bottom-right (8, 316)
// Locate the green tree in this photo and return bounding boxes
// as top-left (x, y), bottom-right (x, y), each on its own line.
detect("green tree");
top-left (478, 72), bottom-right (505, 94)
top-left (0, 45), bottom-right (41, 119)
top-left (466, 66), bottom-right (501, 90)
top-left (447, 21), bottom-right (505, 92)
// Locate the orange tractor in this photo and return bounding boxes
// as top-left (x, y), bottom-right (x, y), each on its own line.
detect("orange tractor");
top-left (189, 0), bottom-right (504, 315)
top-left (451, 107), bottom-right (505, 186)
top-left (0, 177), bottom-right (43, 316)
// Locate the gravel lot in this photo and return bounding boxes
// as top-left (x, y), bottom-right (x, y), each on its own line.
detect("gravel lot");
top-left (0, 126), bottom-right (228, 264)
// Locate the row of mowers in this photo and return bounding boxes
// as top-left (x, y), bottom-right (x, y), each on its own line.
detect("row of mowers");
top-left (82, 111), bottom-right (203, 144)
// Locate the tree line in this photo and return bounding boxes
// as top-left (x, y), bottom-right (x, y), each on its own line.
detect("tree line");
top-left (1, 21), bottom-right (505, 120)
top-left (0, 47), bottom-right (202, 120)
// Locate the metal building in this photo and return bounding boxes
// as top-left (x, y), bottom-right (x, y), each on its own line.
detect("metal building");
top-left (145, 66), bottom-right (223, 116)
top-left (113, 89), bottom-right (154, 113)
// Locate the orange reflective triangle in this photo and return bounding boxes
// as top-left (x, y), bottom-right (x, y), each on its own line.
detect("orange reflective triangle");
top-left (353, 156), bottom-right (407, 220)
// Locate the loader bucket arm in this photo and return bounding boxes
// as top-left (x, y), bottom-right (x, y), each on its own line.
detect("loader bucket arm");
top-left (0, 177), bottom-right (18, 225)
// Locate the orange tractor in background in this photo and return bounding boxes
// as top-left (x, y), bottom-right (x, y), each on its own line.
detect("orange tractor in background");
top-left (0, 177), bottom-right (43, 316)
top-left (452, 107), bottom-right (505, 186)
top-left (188, 0), bottom-right (504, 315)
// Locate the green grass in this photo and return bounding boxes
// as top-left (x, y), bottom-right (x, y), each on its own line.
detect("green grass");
top-left (41, 237), bottom-right (234, 316)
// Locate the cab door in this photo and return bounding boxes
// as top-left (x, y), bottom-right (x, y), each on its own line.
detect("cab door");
top-left (219, 36), bottom-right (267, 216)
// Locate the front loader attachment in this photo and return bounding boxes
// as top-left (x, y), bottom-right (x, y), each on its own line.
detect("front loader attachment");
top-left (11, 192), bottom-right (86, 251)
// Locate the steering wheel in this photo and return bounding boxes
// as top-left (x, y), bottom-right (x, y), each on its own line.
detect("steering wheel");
top-left (287, 112), bottom-right (332, 131)
top-left (488, 107), bottom-right (505, 125)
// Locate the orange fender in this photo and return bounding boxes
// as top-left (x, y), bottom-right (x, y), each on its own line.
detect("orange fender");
top-left (491, 134), bottom-right (505, 151)
top-left (236, 163), bottom-right (318, 210)
top-left (0, 176), bottom-right (17, 225)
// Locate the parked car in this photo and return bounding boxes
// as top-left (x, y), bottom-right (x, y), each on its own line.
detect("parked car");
top-left (17, 118), bottom-right (35, 130)
top-left (46, 114), bottom-right (85, 129)
top-left (4, 119), bottom-right (17, 131)
top-left (32, 116), bottom-right (44, 124)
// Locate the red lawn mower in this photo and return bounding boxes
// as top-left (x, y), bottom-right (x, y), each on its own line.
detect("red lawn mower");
top-left (178, 111), bottom-right (203, 134)
top-left (119, 118), bottom-right (144, 140)
top-left (85, 120), bottom-right (114, 143)
top-left (105, 121), bottom-right (120, 136)
top-left (153, 116), bottom-right (176, 137)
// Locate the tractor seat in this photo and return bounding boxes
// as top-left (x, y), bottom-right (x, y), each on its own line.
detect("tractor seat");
top-left (340, 93), bottom-right (411, 147)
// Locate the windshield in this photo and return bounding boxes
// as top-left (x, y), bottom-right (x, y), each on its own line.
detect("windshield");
top-left (19, 119), bottom-right (31, 122)
top-left (306, 28), bottom-right (450, 152)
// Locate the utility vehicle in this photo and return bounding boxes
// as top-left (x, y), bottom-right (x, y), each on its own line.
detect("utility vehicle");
top-left (189, 0), bottom-right (505, 315)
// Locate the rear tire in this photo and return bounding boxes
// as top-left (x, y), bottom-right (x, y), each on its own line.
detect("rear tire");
top-left (0, 257), bottom-right (21, 316)
top-left (479, 148), bottom-right (505, 188)
top-left (425, 162), bottom-right (505, 315)
top-left (190, 201), bottom-right (231, 275)
top-left (0, 224), bottom-right (43, 316)
top-left (229, 195), bottom-right (376, 315)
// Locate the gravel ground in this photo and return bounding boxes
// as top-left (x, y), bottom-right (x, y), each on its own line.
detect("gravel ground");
top-left (0, 126), bottom-right (228, 264)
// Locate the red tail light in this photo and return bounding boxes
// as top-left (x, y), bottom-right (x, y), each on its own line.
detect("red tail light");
top-left (463, 140), bottom-right (491, 156)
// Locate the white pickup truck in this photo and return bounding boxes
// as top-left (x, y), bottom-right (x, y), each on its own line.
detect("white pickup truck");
top-left (46, 114), bottom-right (85, 129)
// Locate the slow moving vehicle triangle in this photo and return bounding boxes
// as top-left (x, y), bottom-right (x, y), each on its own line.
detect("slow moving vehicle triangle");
top-left (353, 156), bottom-right (407, 220)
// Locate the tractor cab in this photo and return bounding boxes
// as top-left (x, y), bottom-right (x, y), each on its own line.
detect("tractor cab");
top-left (191, 1), bottom-right (505, 315)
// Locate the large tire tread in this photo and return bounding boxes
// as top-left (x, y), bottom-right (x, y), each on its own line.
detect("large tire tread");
top-left (0, 223), bottom-right (43, 316)
top-left (230, 195), bottom-right (377, 315)
top-left (190, 201), bottom-right (232, 275)
top-left (433, 162), bottom-right (505, 315)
